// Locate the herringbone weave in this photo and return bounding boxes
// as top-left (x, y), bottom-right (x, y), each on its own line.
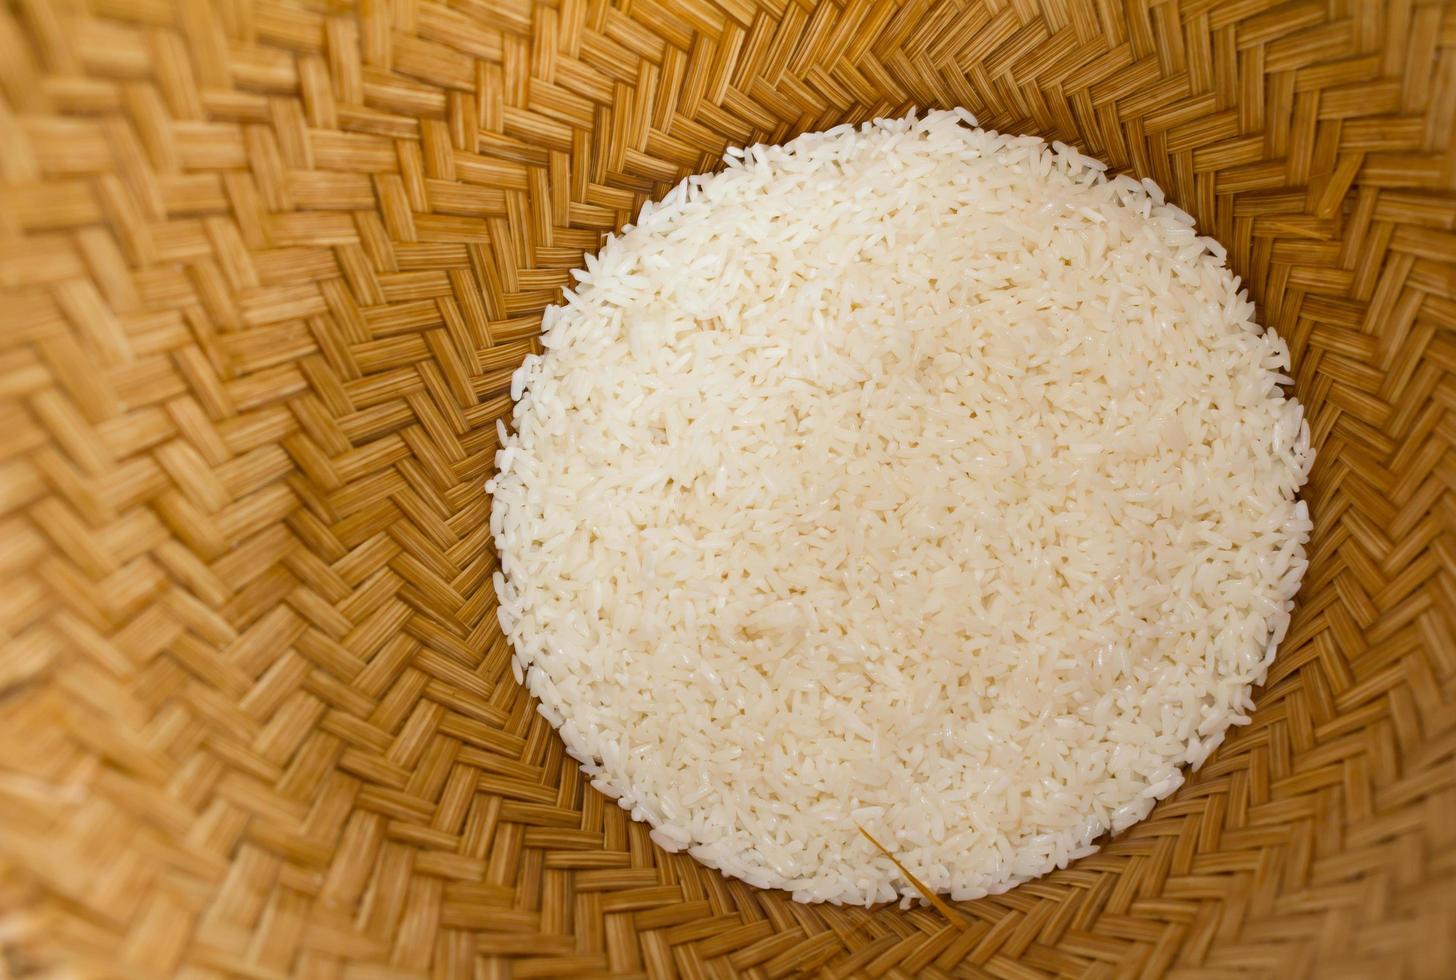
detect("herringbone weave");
top-left (1, 0), bottom-right (1454, 977)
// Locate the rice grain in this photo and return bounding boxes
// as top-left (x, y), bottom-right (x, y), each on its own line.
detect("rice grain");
top-left (488, 110), bottom-right (1314, 906)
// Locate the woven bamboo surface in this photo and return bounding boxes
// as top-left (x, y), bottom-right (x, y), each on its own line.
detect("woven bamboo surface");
top-left (1, 0), bottom-right (1454, 977)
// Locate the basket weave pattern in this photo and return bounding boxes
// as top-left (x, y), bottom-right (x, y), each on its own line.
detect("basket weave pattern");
top-left (2, 0), bottom-right (1454, 977)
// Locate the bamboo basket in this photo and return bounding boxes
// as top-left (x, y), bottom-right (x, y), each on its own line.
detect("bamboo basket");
top-left (2, 0), bottom-right (1454, 977)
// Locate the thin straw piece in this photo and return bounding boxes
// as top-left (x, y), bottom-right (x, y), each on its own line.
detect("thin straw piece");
top-left (857, 825), bottom-right (969, 928)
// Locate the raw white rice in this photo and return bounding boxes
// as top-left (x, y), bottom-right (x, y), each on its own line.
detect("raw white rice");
top-left (488, 110), bottom-right (1314, 906)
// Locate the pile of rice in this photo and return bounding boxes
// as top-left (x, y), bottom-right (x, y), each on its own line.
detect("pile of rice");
top-left (488, 110), bottom-right (1313, 906)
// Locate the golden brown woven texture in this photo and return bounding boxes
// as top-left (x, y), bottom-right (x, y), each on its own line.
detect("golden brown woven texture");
top-left (1, 0), bottom-right (1454, 976)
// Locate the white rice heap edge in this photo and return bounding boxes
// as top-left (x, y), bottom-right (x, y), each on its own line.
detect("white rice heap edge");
top-left (488, 109), bottom-right (1314, 906)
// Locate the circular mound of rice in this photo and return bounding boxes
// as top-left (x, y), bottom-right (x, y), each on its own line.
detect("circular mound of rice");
top-left (488, 110), bottom-right (1314, 906)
